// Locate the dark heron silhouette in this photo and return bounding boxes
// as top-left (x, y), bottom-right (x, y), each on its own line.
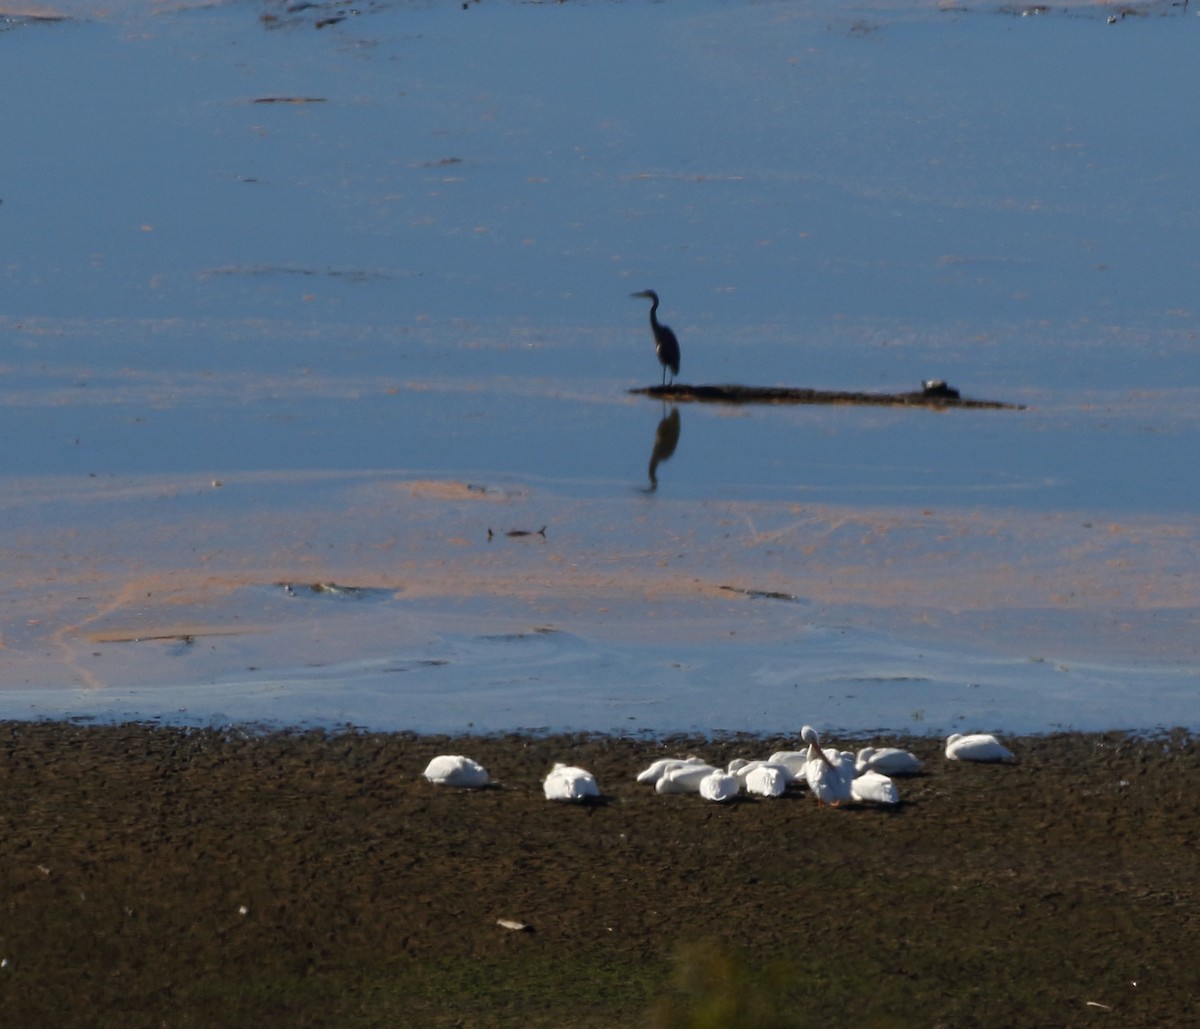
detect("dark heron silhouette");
top-left (645, 407), bottom-right (681, 493)
top-left (631, 289), bottom-right (680, 386)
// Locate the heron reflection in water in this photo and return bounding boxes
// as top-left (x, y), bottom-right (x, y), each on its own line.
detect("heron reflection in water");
top-left (645, 406), bottom-right (681, 493)
top-left (630, 289), bottom-right (680, 386)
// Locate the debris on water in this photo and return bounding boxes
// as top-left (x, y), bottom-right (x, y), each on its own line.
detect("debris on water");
top-left (95, 630), bottom-right (224, 646)
top-left (480, 626), bottom-right (559, 642)
top-left (718, 585), bottom-right (803, 603)
top-left (488, 527), bottom-right (547, 539)
top-left (135, 633), bottom-right (194, 645)
top-left (310, 582), bottom-right (364, 596)
top-left (277, 581), bottom-right (394, 600)
top-left (505, 526), bottom-right (547, 538)
top-left (630, 383), bottom-right (1019, 410)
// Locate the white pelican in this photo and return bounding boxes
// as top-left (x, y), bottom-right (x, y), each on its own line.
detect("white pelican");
top-left (543, 763), bottom-right (600, 802)
top-left (744, 763), bottom-right (789, 798)
top-left (655, 763), bottom-right (720, 795)
top-left (945, 733), bottom-right (1015, 763)
top-left (767, 750), bottom-right (809, 781)
top-left (636, 756), bottom-right (707, 785)
top-left (800, 726), bottom-right (855, 806)
top-left (698, 770), bottom-right (740, 802)
top-left (729, 759), bottom-right (791, 785)
top-left (855, 746), bottom-right (923, 777)
top-left (423, 755), bottom-right (489, 788)
top-left (850, 769), bottom-right (900, 805)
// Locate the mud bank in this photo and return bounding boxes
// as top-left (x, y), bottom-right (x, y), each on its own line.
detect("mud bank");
top-left (0, 721), bottom-right (1196, 1026)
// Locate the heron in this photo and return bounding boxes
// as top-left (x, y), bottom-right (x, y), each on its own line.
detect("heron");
top-left (646, 407), bottom-right (681, 492)
top-left (631, 289), bottom-right (681, 385)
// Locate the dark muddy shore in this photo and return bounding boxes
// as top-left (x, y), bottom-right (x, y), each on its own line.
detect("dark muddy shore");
top-left (0, 722), bottom-right (1197, 1027)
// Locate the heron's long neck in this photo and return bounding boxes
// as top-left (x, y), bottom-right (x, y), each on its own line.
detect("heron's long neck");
top-left (648, 299), bottom-right (660, 327)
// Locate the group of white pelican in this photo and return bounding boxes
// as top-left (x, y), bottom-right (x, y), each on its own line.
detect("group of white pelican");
top-left (423, 729), bottom-right (1015, 805)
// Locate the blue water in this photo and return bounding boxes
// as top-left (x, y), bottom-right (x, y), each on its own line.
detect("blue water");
top-left (1, 0), bottom-right (1197, 735)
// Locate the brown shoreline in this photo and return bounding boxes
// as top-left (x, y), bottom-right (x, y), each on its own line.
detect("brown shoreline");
top-left (0, 720), bottom-right (1197, 1027)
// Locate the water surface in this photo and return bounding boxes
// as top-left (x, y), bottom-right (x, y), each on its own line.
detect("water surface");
top-left (2, 0), bottom-right (1197, 734)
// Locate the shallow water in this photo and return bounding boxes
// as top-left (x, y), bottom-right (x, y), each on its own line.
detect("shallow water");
top-left (2, 0), bottom-right (1197, 734)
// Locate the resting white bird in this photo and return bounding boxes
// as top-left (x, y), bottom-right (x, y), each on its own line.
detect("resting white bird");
top-left (636, 756), bottom-right (707, 785)
top-left (856, 746), bottom-right (923, 777)
top-left (423, 755), bottom-right (489, 788)
top-left (744, 763), bottom-right (789, 798)
top-left (767, 750), bottom-right (809, 781)
top-left (655, 763), bottom-right (720, 795)
top-left (543, 763), bottom-right (600, 802)
top-left (800, 726), bottom-right (855, 806)
top-left (850, 769), bottom-right (900, 805)
top-left (945, 733), bottom-right (1015, 763)
top-left (698, 770), bottom-right (740, 802)
top-left (729, 759), bottom-right (791, 784)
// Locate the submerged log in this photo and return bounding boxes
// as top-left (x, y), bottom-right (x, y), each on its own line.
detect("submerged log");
top-left (629, 381), bottom-right (1023, 410)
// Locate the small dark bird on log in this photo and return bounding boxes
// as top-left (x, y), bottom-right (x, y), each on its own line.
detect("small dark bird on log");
top-left (631, 289), bottom-right (680, 386)
top-left (921, 379), bottom-right (961, 400)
